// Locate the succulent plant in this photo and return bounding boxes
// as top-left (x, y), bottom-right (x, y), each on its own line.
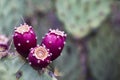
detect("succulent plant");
top-left (0, 0), bottom-right (25, 35)
top-left (55, 0), bottom-right (113, 39)
top-left (23, 0), bottom-right (52, 16)
top-left (41, 29), bottom-right (67, 61)
top-left (28, 45), bottom-right (51, 70)
top-left (0, 34), bottom-right (9, 59)
top-left (13, 23), bottom-right (37, 58)
top-left (0, 53), bottom-right (57, 80)
top-left (53, 40), bottom-right (82, 80)
top-left (88, 23), bottom-right (120, 80)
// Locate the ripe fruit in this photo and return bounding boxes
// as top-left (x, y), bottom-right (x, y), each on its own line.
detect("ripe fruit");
top-left (28, 45), bottom-right (51, 70)
top-left (41, 29), bottom-right (66, 61)
top-left (0, 35), bottom-right (9, 58)
top-left (13, 23), bottom-right (37, 58)
top-left (0, 35), bottom-right (9, 52)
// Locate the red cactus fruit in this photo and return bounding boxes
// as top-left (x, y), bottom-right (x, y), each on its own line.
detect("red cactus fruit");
top-left (0, 35), bottom-right (9, 58)
top-left (28, 45), bottom-right (51, 70)
top-left (41, 29), bottom-right (67, 61)
top-left (13, 23), bottom-right (37, 58)
top-left (0, 35), bottom-right (9, 51)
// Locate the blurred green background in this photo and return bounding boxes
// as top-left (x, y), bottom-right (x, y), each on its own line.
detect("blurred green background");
top-left (0, 0), bottom-right (120, 80)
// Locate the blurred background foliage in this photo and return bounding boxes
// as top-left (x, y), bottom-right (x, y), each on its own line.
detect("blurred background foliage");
top-left (0, 0), bottom-right (120, 80)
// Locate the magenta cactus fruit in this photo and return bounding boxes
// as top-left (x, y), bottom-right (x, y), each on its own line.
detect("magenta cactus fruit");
top-left (41, 29), bottom-right (67, 61)
top-left (13, 23), bottom-right (37, 58)
top-left (28, 45), bottom-right (51, 70)
top-left (0, 35), bottom-right (9, 52)
top-left (0, 35), bottom-right (9, 58)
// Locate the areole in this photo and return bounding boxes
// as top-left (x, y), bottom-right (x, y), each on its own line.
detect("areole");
top-left (15, 23), bottom-right (31, 34)
top-left (34, 46), bottom-right (48, 61)
top-left (49, 29), bottom-right (66, 37)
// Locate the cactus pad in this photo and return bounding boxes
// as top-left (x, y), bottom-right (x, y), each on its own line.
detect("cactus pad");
top-left (56, 0), bottom-right (113, 38)
top-left (0, 54), bottom-right (57, 80)
top-left (88, 23), bottom-right (120, 80)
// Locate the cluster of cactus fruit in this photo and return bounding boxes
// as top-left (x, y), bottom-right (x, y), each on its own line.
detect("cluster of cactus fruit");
top-left (13, 23), bottom-right (67, 70)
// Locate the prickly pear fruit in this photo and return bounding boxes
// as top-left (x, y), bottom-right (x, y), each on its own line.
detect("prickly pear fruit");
top-left (0, 35), bottom-right (9, 51)
top-left (0, 35), bottom-right (9, 58)
top-left (13, 23), bottom-right (37, 58)
top-left (41, 29), bottom-right (66, 61)
top-left (28, 45), bottom-right (51, 70)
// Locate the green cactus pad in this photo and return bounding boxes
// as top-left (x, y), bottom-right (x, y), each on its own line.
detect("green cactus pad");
top-left (53, 40), bottom-right (82, 80)
top-left (0, 0), bottom-right (26, 35)
top-left (88, 23), bottom-right (120, 80)
top-left (0, 54), bottom-right (57, 80)
top-left (56, 0), bottom-right (113, 39)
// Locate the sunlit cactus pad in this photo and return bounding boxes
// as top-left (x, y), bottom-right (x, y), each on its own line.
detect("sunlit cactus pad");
top-left (0, 54), bottom-right (57, 80)
top-left (56, 0), bottom-right (113, 38)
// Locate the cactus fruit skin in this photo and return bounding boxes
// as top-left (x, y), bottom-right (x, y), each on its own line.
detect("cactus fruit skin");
top-left (41, 29), bottom-right (67, 61)
top-left (28, 45), bottom-right (51, 70)
top-left (13, 23), bottom-right (37, 58)
top-left (56, 0), bottom-right (113, 39)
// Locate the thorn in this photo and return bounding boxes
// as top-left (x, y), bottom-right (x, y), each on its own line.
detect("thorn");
top-left (42, 37), bottom-right (44, 39)
top-left (37, 44), bottom-right (39, 47)
top-left (24, 23), bottom-right (27, 25)
top-left (64, 42), bottom-right (66, 44)
top-left (18, 43), bottom-right (21, 46)
top-left (48, 54), bottom-right (50, 57)
top-left (30, 31), bottom-right (33, 34)
top-left (45, 33), bottom-right (49, 36)
top-left (47, 60), bottom-right (50, 63)
top-left (20, 24), bottom-right (22, 26)
top-left (29, 62), bottom-right (31, 65)
top-left (29, 26), bottom-right (32, 28)
top-left (30, 48), bottom-right (33, 50)
top-left (42, 44), bottom-right (46, 48)
top-left (47, 49), bottom-right (50, 51)
top-left (60, 53), bottom-right (63, 56)
top-left (26, 57), bottom-right (28, 60)
top-left (14, 33), bottom-right (18, 36)
top-left (14, 27), bottom-right (17, 30)
top-left (12, 35), bottom-right (14, 37)
top-left (56, 28), bottom-right (59, 31)
top-left (49, 41), bottom-right (52, 44)
top-left (50, 61), bottom-right (52, 63)
top-left (26, 40), bottom-right (29, 43)
top-left (35, 37), bottom-right (37, 39)
top-left (49, 28), bottom-right (52, 31)
top-left (37, 60), bottom-right (40, 63)
top-left (50, 53), bottom-right (52, 56)
top-left (64, 34), bottom-right (67, 37)
top-left (42, 68), bottom-right (45, 71)
top-left (33, 54), bottom-right (35, 56)
top-left (57, 36), bottom-right (59, 38)
top-left (58, 47), bottom-right (61, 50)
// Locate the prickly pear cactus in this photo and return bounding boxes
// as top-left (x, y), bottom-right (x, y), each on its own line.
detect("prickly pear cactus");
top-left (24, 0), bottom-right (52, 16)
top-left (88, 23), bottom-right (120, 80)
top-left (0, 54), bottom-right (57, 80)
top-left (56, 0), bottom-right (113, 39)
top-left (53, 40), bottom-right (82, 80)
top-left (0, 0), bottom-right (25, 35)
